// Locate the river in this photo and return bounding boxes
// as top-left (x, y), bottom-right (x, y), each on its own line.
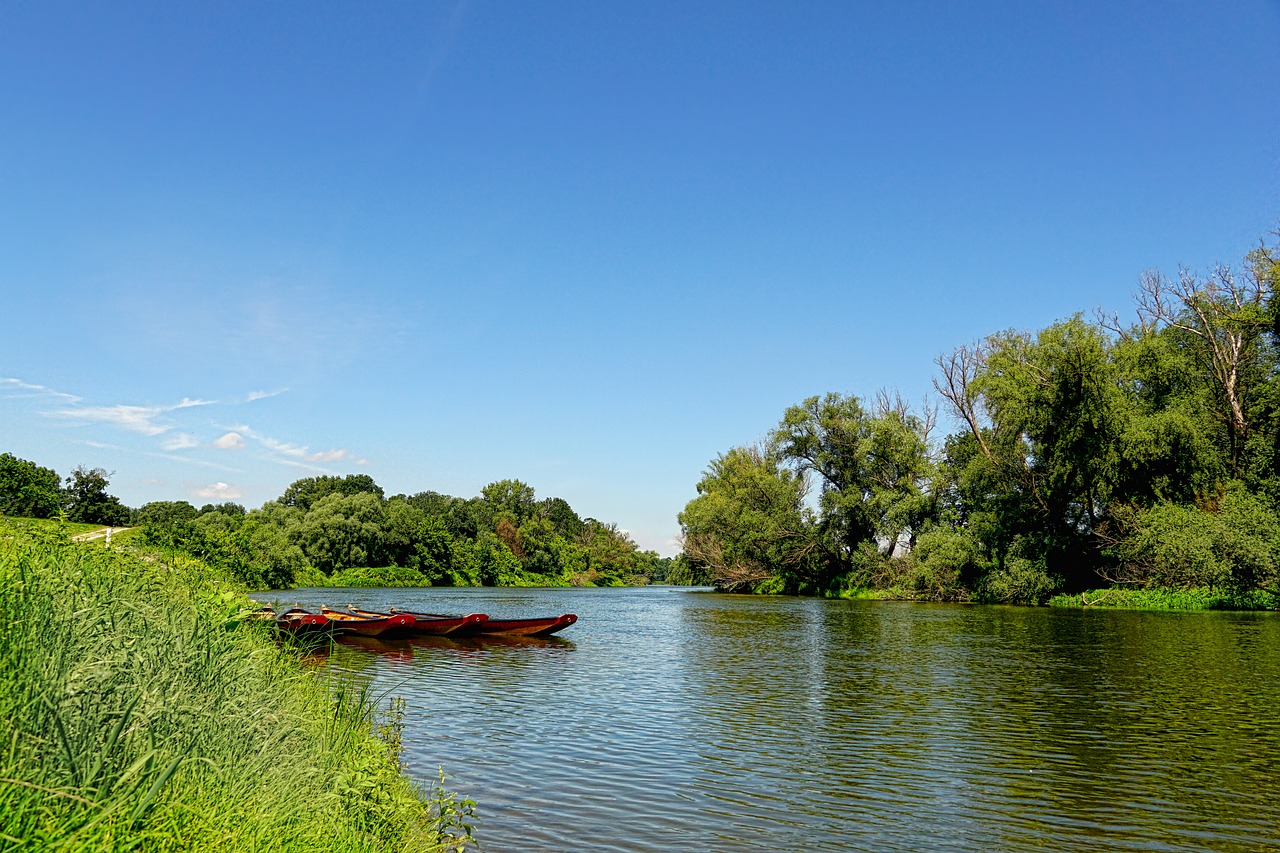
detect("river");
top-left (259, 586), bottom-right (1280, 852)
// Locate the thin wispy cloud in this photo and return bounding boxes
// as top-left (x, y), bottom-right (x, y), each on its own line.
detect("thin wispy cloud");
top-left (75, 439), bottom-right (124, 451)
top-left (247, 388), bottom-right (287, 402)
top-left (49, 396), bottom-right (217, 438)
top-left (54, 404), bottom-right (174, 437)
top-left (163, 433), bottom-right (201, 451)
top-left (232, 424), bottom-right (368, 470)
top-left (1, 377), bottom-right (81, 402)
top-left (148, 452), bottom-right (241, 472)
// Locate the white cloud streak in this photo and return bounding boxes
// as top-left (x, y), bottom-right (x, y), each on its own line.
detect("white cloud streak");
top-left (48, 396), bottom-right (217, 438)
top-left (1, 377), bottom-right (81, 402)
top-left (163, 433), bottom-right (201, 451)
top-left (232, 424), bottom-right (368, 470)
top-left (54, 405), bottom-right (173, 436)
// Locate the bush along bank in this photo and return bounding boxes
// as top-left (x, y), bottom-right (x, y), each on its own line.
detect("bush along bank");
top-left (0, 521), bottom-right (477, 852)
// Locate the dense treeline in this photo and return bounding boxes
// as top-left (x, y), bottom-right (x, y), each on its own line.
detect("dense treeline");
top-left (0, 458), bottom-right (672, 589)
top-left (681, 236), bottom-right (1280, 604)
top-left (137, 476), bottom-right (672, 589)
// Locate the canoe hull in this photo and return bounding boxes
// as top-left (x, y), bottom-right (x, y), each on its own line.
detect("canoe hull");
top-left (347, 607), bottom-right (489, 636)
top-left (273, 607), bottom-right (336, 635)
top-left (475, 614), bottom-right (577, 637)
top-left (389, 610), bottom-right (576, 637)
top-left (319, 607), bottom-right (416, 637)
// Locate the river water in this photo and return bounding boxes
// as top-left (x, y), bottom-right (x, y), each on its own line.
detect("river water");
top-left (261, 586), bottom-right (1280, 852)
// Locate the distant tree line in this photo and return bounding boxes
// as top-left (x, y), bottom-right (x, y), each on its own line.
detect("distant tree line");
top-left (0, 456), bottom-right (129, 526)
top-left (0, 457), bottom-right (675, 589)
top-left (680, 235), bottom-right (1280, 603)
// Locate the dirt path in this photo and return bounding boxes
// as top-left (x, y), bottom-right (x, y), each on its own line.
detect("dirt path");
top-left (70, 526), bottom-right (131, 543)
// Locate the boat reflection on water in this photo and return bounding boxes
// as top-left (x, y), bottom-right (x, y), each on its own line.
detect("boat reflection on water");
top-left (335, 633), bottom-right (416, 660)
top-left (300, 630), bottom-right (576, 666)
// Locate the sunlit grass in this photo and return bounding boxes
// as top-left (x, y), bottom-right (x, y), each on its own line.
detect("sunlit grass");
top-left (1048, 587), bottom-right (1280, 611)
top-left (0, 522), bottom-right (476, 851)
top-left (0, 516), bottom-right (105, 538)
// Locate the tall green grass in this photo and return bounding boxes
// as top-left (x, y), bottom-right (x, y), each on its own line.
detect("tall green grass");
top-left (1047, 586), bottom-right (1280, 611)
top-left (0, 522), bottom-right (476, 852)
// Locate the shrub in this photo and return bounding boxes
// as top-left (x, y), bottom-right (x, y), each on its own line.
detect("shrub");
top-left (1110, 484), bottom-right (1280, 592)
top-left (976, 555), bottom-right (1061, 605)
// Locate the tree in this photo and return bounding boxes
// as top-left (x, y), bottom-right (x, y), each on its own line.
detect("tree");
top-left (0, 453), bottom-right (62, 518)
top-left (679, 444), bottom-right (819, 593)
top-left (771, 394), bottom-right (877, 567)
top-left (770, 392), bottom-right (936, 565)
top-left (136, 500), bottom-right (198, 528)
top-left (62, 466), bottom-right (130, 526)
top-left (1122, 262), bottom-right (1274, 474)
top-left (480, 480), bottom-right (537, 523)
top-left (384, 498), bottom-right (457, 583)
top-left (291, 491), bottom-right (387, 574)
top-left (537, 496), bottom-right (584, 540)
top-left (280, 474), bottom-right (384, 512)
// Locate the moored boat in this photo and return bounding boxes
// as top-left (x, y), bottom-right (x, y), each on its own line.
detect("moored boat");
top-left (318, 606), bottom-right (416, 637)
top-left (387, 607), bottom-right (577, 637)
top-left (273, 606), bottom-right (336, 635)
top-left (475, 614), bottom-right (577, 637)
top-left (344, 606), bottom-right (489, 637)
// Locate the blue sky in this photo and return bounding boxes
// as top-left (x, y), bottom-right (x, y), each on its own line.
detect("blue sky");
top-left (2, 1), bottom-right (1277, 554)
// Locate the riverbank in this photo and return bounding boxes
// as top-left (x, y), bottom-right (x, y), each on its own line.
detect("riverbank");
top-left (0, 520), bottom-right (476, 851)
top-left (839, 583), bottom-right (1280, 611)
top-left (1048, 586), bottom-right (1280, 611)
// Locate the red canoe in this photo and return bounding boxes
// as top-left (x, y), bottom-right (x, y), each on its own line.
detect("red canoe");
top-left (477, 614), bottom-right (577, 637)
top-left (345, 606), bottom-right (489, 637)
top-left (388, 608), bottom-right (577, 638)
top-left (319, 607), bottom-right (416, 637)
top-left (273, 606), bottom-right (335, 635)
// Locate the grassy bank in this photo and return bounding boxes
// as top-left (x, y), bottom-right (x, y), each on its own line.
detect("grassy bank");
top-left (0, 521), bottom-right (476, 852)
top-left (1047, 587), bottom-right (1280, 611)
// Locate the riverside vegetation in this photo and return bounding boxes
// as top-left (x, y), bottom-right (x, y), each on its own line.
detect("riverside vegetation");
top-left (679, 234), bottom-right (1280, 609)
top-left (0, 454), bottom-right (673, 590)
top-left (0, 519), bottom-right (478, 852)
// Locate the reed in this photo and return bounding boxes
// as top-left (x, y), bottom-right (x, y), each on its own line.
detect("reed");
top-left (0, 522), bottom-right (475, 852)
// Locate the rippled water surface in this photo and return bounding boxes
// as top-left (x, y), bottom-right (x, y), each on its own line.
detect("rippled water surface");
top-left (261, 587), bottom-right (1280, 852)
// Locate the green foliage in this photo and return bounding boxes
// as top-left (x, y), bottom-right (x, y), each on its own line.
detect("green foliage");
top-left (682, 234), bottom-right (1280, 606)
top-left (771, 393), bottom-right (936, 572)
top-left (137, 500), bottom-right (199, 527)
top-left (1107, 484), bottom-right (1280, 592)
top-left (295, 492), bottom-right (389, 575)
top-left (659, 554), bottom-right (710, 586)
top-left (974, 554), bottom-right (1062, 605)
top-left (480, 479), bottom-right (536, 523)
top-left (1048, 586), bottom-right (1280, 611)
top-left (893, 526), bottom-right (988, 601)
top-left (679, 445), bottom-right (820, 594)
top-left (425, 768), bottom-right (479, 853)
top-left (0, 521), bottom-right (477, 851)
top-left (62, 465), bottom-right (130, 526)
top-left (0, 452), bottom-right (62, 518)
top-left (328, 565), bottom-right (435, 588)
top-left (282, 474), bottom-right (385, 512)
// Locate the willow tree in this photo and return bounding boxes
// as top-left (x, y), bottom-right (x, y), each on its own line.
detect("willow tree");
top-left (678, 445), bottom-right (819, 593)
top-left (770, 392), bottom-right (936, 568)
top-left (935, 317), bottom-right (1127, 588)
